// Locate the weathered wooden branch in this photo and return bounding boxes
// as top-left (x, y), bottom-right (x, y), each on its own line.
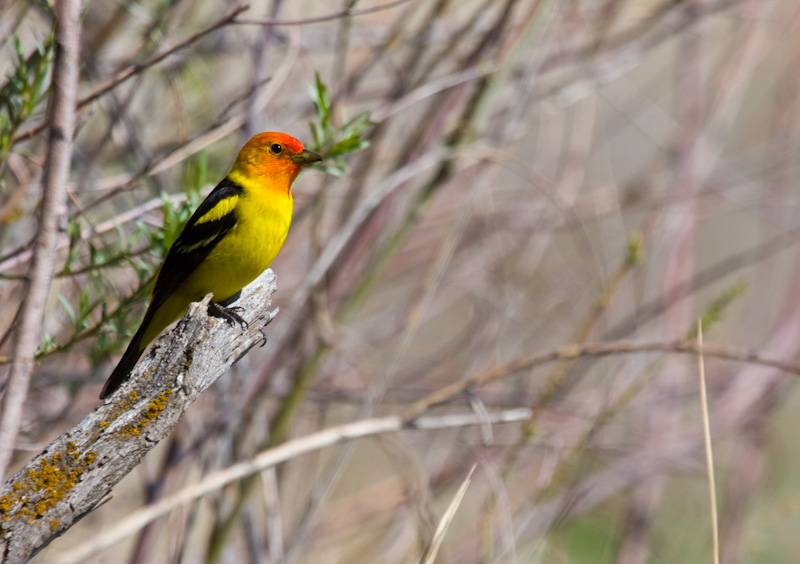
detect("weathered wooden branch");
top-left (0, 269), bottom-right (278, 564)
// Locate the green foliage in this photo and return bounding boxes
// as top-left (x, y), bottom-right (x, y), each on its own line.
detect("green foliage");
top-left (34, 151), bottom-right (214, 364)
top-left (185, 149), bottom-right (207, 208)
top-left (687, 281), bottom-right (747, 339)
top-left (0, 30), bottom-right (54, 177)
top-left (564, 513), bottom-right (622, 563)
top-left (38, 332), bottom-right (58, 358)
top-left (87, 277), bottom-right (153, 365)
top-left (160, 192), bottom-right (188, 253)
top-left (161, 151), bottom-right (207, 252)
top-left (307, 73), bottom-right (373, 177)
top-left (626, 232), bottom-right (644, 266)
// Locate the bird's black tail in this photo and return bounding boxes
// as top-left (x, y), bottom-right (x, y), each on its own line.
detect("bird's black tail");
top-left (99, 321), bottom-right (149, 399)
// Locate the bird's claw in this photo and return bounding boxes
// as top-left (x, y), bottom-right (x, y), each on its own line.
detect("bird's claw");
top-left (208, 302), bottom-right (249, 329)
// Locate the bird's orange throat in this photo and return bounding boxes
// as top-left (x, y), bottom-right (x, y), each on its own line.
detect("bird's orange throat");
top-left (227, 166), bottom-right (296, 198)
top-left (232, 152), bottom-right (302, 190)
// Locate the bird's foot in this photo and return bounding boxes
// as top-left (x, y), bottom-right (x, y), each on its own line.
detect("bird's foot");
top-left (208, 302), bottom-right (249, 329)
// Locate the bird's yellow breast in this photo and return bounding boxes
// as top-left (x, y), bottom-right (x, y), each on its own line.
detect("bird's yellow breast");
top-left (183, 171), bottom-right (293, 302)
top-left (143, 173), bottom-right (293, 346)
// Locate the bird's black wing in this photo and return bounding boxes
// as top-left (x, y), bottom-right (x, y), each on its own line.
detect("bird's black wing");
top-left (100, 177), bottom-right (244, 399)
top-left (148, 177), bottom-right (243, 313)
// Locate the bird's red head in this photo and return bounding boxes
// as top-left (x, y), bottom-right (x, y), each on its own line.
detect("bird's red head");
top-left (233, 132), bottom-right (322, 186)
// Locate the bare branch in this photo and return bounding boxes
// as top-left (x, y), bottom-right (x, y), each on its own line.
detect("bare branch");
top-left (403, 340), bottom-right (800, 420)
top-left (234, 0), bottom-right (414, 26)
top-left (0, 270), bottom-right (278, 564)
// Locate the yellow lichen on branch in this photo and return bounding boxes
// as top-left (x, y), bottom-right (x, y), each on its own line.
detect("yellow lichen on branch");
top-left (0, 443), bottom-right (98, 526)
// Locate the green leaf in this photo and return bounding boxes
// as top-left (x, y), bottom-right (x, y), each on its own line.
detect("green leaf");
top-left (79, 285), bottom-right (92, 320)
top-left (38, 332), bottom-right (58, 357)
top-left (306, 73), bottom-right (372, 173)
top-left (57, 294), bottom-right (77, 325)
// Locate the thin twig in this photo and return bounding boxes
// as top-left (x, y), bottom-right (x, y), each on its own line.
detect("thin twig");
top-left (234, 0), bottom-right (414, 26)
top-left (419, 464), bottom-right (476, 564)
top-left (403, 339), bottom-right (800, 420)
top-left (698, 321), bottom-right (720, 564)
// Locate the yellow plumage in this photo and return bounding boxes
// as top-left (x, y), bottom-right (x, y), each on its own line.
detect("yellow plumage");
top-left (101, 132), bottom-right (321, 399)
top-left (140, 169), bottom-right (293, 345)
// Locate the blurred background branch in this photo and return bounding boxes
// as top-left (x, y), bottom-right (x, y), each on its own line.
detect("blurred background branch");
top-left (0, 0), bottom-right (80, 483)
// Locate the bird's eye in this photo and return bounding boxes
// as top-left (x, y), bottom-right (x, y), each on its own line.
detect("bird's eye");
top-left (269, 143), bottom-right (283, 155)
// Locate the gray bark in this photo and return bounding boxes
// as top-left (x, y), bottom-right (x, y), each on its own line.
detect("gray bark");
top-left (0, 269), bottom-right (278, 564)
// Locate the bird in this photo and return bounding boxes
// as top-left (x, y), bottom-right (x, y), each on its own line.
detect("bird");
top-left (100, 132), bottom-right (322, 399)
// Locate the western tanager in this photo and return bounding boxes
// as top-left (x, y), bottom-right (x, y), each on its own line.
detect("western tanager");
top-left (100, 132), bottom-right (321, 399)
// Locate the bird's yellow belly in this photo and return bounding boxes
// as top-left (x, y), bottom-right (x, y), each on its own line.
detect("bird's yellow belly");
top-left (141, 197), bottom-right (291, 347)
top-left (181, 212), bottom-right (290, 303)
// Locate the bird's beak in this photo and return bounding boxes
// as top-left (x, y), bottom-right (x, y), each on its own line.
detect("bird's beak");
top-left (290, 150), bottom-right (323, 165)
